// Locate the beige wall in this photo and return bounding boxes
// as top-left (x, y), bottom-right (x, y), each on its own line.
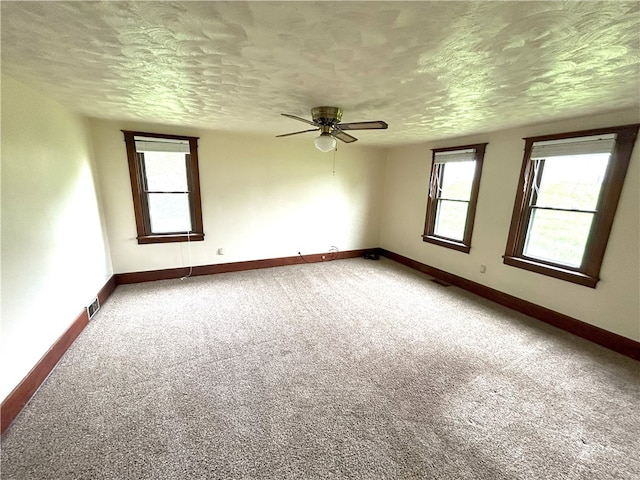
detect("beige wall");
top-left (89, 118), bottom-right (386, 273)
top-left (380, 108), bottom-right (640, 341)
top-left (1, 76), bottom-right (113, 400)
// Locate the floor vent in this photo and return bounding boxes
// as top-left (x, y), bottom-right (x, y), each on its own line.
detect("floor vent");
top-left (430, 278), bottom-right (452, 287)
top-left (87, 297), bottom-right (100, 319)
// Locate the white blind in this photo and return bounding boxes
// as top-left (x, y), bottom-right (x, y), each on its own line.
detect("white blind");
top-left (135, 136), bottom-right (190, 153)
top-left (434, 148), bottom-right (476, 164)
top-left (530, 134), bottom-right (615, 160)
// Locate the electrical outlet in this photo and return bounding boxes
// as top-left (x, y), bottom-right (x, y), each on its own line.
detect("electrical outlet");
top-left (87, 297), bottom-right (100, 319)
top-left (480, 265), bottom-right (487, 274)
top-left (217, 247), bottom-right (224, 255)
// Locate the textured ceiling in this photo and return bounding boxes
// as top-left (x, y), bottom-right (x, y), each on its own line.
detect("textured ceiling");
top-left (2, 1), bottom-right (639, 146)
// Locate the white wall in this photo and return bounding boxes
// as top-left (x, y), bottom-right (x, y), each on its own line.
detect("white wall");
top-left (89, 119), bottom-right (386, 273)
top-left (1, 76), bottom-right (113, 401)
top-left (380, 108), bottom-right (640, 341)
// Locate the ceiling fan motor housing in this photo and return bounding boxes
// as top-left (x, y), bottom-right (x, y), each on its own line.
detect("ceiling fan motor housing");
top-left (312, 106), bottom-right (342, 126)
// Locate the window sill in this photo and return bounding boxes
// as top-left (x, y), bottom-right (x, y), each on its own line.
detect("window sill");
top-left (422, 235), bottom-right (470, 253)
top-left (503, 255), bottom-right (597, 288)
top-left (137, 233), bottom-right (204, 245)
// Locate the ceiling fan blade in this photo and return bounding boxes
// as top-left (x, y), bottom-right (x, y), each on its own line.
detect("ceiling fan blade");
top-left (336, 121), bottom-right (388, 131)
top-left (276, 128), bottom-right (319, 138)
top-left (332, 130), bottom-right (358, 143)
top-left (281, 113), bottom-right (318, 127)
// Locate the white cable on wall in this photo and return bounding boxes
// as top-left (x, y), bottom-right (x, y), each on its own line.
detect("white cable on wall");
top-left (180, 230), bottom-right (193, 280)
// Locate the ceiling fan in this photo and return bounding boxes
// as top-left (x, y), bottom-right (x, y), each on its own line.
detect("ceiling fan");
top-left (276, 106), bottom-right (388, 152)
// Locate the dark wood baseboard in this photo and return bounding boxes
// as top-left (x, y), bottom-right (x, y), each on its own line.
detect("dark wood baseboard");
top-left (97, 275), bottom-right (117, 306)
top-left (1, 275), bottom-right (116, 435)
top-left (378, 248), bottom-right (640, 361)
top-left (115, 249), bottom-right (373, 284)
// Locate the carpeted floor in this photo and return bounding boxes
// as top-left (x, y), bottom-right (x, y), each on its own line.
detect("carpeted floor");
top-left (1, 258), bottom-right (639, 479)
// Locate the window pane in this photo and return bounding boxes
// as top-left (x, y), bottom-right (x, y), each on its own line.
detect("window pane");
top-left (434, 200), bottom-right (469, 241)
top-left (148, 193), bottom-right (192, 233)
top-left (534, 153), bottom-right (609, 211)
top-left (439, 161), bottom-right (475, 201)
top-left (524, 209), bottom-right (594, 267)
top-left (142, 151), bottom-right (189, 192)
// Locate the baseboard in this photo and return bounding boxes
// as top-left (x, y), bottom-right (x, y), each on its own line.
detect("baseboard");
top-left (1, 275), bottom-right (117, 435)
top-left (378, 248), bottom-right (640, 361)
top-left (115, 248), bottom-right (373, 284)
top-left (96, 275), bottom-right (117, 307)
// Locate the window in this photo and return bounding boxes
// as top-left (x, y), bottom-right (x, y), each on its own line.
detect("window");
top-left (123, 130), bottom-right (204, 244)
top-left (504, 124), bottom-right (639, 287)
top-left (422, 143), bottom-right (487, 253)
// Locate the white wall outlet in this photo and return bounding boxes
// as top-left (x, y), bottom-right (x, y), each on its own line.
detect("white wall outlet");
top-left (480, 265), bottom-right (487, 273)
top-left (217, 247), bottom-right (224, 255)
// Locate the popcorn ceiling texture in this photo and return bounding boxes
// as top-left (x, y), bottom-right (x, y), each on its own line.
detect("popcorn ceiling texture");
top-left (1, 1), bottom-right (639, 145)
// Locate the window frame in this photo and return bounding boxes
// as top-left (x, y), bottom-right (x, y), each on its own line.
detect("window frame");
top-left (422, 143), bottom-right (487, 253)
top-left (503, 124), bottom-right (639, 288)
top-left (123, 130), bottom-right (205, 244)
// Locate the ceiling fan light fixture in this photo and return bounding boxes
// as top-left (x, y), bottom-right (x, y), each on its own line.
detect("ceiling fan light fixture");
top-left (278, 106), bottom-right (387, 149)
top-left (314, 132), bottom-right (337, 152)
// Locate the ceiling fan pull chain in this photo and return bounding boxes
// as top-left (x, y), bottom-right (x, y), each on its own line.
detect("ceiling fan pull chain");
top-left (333, 147), bottom-right (337, 176)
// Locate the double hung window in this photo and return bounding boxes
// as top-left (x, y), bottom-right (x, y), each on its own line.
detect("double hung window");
top-left (423, 143), bottom-right (487, 253)
top-left (123, 131), bottom-right (204, 244)
top-left (504, 124), bottom-right (639, 287)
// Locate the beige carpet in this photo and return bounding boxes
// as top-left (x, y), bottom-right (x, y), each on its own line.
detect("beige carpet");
top-left (2, 258), bottom-right (639, 479)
